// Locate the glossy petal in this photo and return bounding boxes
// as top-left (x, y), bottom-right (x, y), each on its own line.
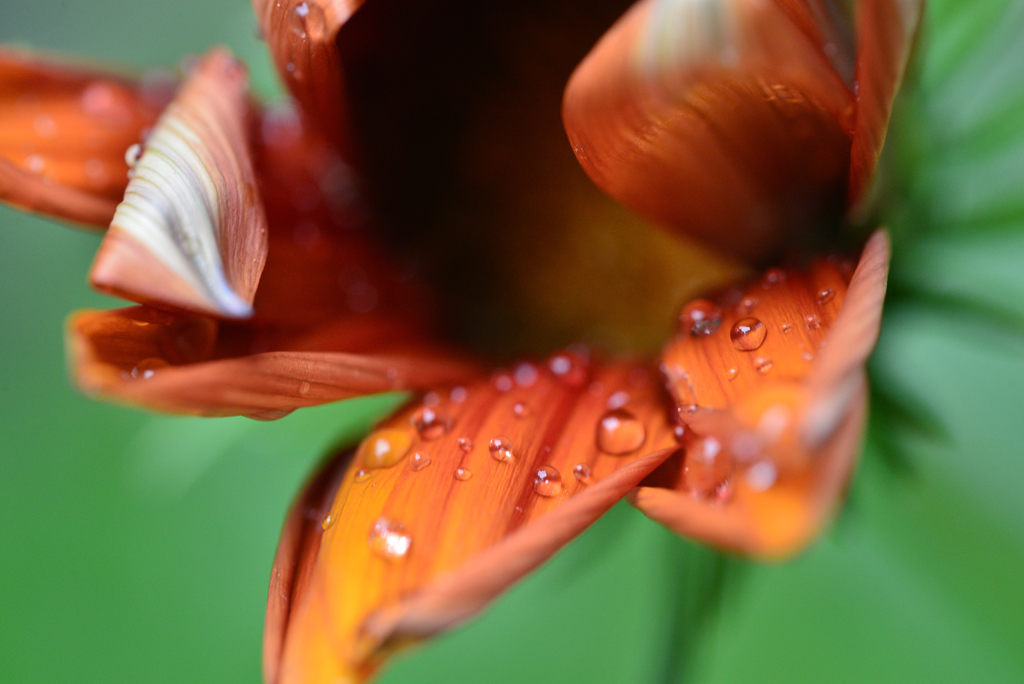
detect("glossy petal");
top-left (0, 48), bottom-right (167, 226)
top-left (848, 0), bottom-right (924, 205)
top-left (90, 49), bottom-right (269, 319)
top-left (252, 0), bottom-right (359, 150)
top-left (266, 360), bottom-right (679, 683)
top-left (634, 231), bottom-right (890, 557)
top-left (67, 306), bottom-right (479, 418)
top-left (563, 0), bottom-right (856, 263)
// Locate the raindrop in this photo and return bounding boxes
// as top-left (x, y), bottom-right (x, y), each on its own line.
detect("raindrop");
top-left (488, 436), bottom-right (514, 463)
top-left (533, 466), bottom-right (563, 497)
top-left (595, 408), bottom-right (646, 455)
top-left (745, 461), bottom-right (778, 492)
top-left (606, 390), bottom-right (630, 410)
top-left (493, 372), bottom-right (514, 392)
top-left (730, 317), bottom-right (766, 351)
top-left (410, 452), bottom-right (431, 471)
top-left (683, 436), bottom-right (733, 496)
top-left (359, 428), bottom-right (412, 469)
top-left (411, 406), bottom-right (453, 440)
top-left (679, 299), bottom-right (722, 337)
top-left (457, 437), bottom-right (473, 453)
top-left (754, 357), bottom-right (774, 374)
top-left (423, 392), bottom-right (440, 407)
top-left (368, 517), bottom-right (412, 560)
top-left (805, 314), bottom-right (821, 330)
top-left (288, 1), bottom-right (327, 41)
top-left (124, 143), bottom-right (143, 168)
top-left (450, 386), bottom-right (468, 403)
top-left (129, 357), bottom-right (169, 379)
top-left (573, 463), bottom-right (593, 484)
top-left (817, 288), bottom-right (835, 304)
top-left (726, 367), bottom-right (738, 381)
top-left (514, 362), bottom-right (539, 387)
top-left (738, 296), bottom-right (759, 315)
top-left (513, 402), bottom-right (529, 418)
top-left (781, 323), bottom-right (793, 334)
top-left (32, 114), bottom-right (57, 138)
top-left (321, 512), bottom-right (335, 530)
top-left (678, 404), bottom-right (699, 414)
top-left (354, 469), bottom-right (372, 483)
top-left (298, 380), bottom-right (310, 395)
top-left (762, 268), bottom-right (786, 288)
top-left (454, 466), bottom-right (473, 481)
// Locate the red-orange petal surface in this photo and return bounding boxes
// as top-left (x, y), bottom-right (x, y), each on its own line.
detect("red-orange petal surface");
top-left (562, 0), bottom-right (856, 263)
top-left (633, 231), bottom-right (890, 557)
top-left (0, 48), bottom-right (167, 226)
top-left (90, 49), bottom-right (269, 319)
top-left (67, 305), bottom-right (479, 418)
top-left (266, 358), bottom-right (679, 683)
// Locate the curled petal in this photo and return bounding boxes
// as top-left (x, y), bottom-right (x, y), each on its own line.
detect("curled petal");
top-left (0, 48), bottom-right (167, 226)
top-left (67, 306), bottom-right (478, 417)
top-left (563, 0), bottom-right (855, 263)
top-left (266, 360), bottom-right (679, 683)
top-left (636, 231), bottom-right (890, 557)
top-left (90, 49), bottom-right (269, 319)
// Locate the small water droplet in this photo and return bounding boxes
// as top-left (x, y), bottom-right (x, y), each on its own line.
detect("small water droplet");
top-left (672, 424), bottom-right (689, 442)
top-left (683, 437), bottom-right (733, 497)
top-left (679, 299), bottom-right (722, 337)
top-left (817, 288), bottom-right (835, 304)
top-left (354, 468), bottom-right (372, 483)
top-left (454, 466), bottom-right (473, 481)
top-left (488, 436), bottom-right (514, 463)
top-left (129, 357), bottom-right (169, 379)
top-left (606, 390), bottom-right (630, 410)
top-left (762, 268), bottom-right (786, 289)
top-left (288, 1), bottom-right (328, 41)
top-left (548, 352), bottom-right (588, 387)
top-left (410, 452), bottom-right (431, 471)
top-left (298, 380), bottom-right (310, 395)
top-left (805, 314), bottom-right (821, 330)
top-left (321, 512), bottom-right (335, 530)
top-left (679, 404), bottom-right (699, 414)
top-left (411, 406), bottom-right (453, 440)
top-left (423, 392), bottom-right (440, 407)
top-left (514, 362), bottom-right (539, 387)
top-left (802, 351), bottom-right (815, 361)
top-left (359, 428), bottom-right (412, 469)
top-left (493, 372), bottom-right (514, 392)
top-left (450, 386), bottom-right (468, 403)
top-left (124, 142), bottom-right (143, 168)
top-left (726, 368), bottom-right (738, 381)
top-left (595, 409), bottom-right (646, 455)
top-left (572, 463), bottom-right (593, 484)
top-left (754, 357), bottom-right (774, 374)
top-left (513, 402), bottom-right (529, 418)
top-left (738, 296), bottom-right (759, 315)
top-left (533, 466), bottom-right (563, 497)
top-left (457, 437), bottom-right (473, 453)
top-left (745, 461), bottom-right (778, 491)
top-left (781, 323), bottom-right (793, 334)
top-left (368, 517), bottom-right (412, 560)
top-left (730, 317), bottom-right (766, 351)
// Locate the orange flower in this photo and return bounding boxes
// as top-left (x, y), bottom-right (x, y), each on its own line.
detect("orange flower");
top-left (0, 1), bottom-right (920, 682)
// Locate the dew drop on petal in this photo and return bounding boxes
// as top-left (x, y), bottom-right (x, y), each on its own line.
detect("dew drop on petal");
top-left (730, 317), bottom-right (766, 351)
top-left (739, 296), bottom-right (759, 315)
top-left (679, 299), bottom-right (722, 337)
top-left (683, 436), bottom-right (733, 497)
top-left (781, 323), bottom-right (793, 334)
top-left (321, 512), bottom-right (335, 530)
top-left (124, 143), bottom-right (143, 168)
top-left (817, 288), bottom-right (835, 304)
top-left (457, 437), bottom-right (473, 453)
top-left (596, 408), bottom-right (646, 455)
top-left (354, 469), bottom-right (372, 483)
top-left (298, 380), bottom-right (310, 395)
top-left (368, 517), bottom-right (412, 560)
top-left (548, 352), bottom-right (588, 387)
top-left (23, 154), bottom-right (45, 174)
top-left (454, 466), bottom-right (473, 481)
top-left (805, 314), bottom-right (821, 330)
top-left (533, 466), bottom-right (563, 497)
top-left (411, 406), bottom-right (453, 440)
top-left (726, 367), bottom-right (738, 381)
top-left (359, 428), bottom-right (412, 469)
top-left (514, 362), bottom-right (539, 387)
top-left (513, 402), bottom-right (529, 418)
top-left (745, 461), bottom-right (778, 492)
top-left (488, 436), bottom-right (514, 463)
top-left (410, 452), bottom-right (431, 471)
top-left (572, 463), bottom-right (593, 484)
top-left (606, 390), bottom-right (630, 410)
top-left (493, 372), bottom-right (514, 392)
top-left (754, 357), bottom-right (774, 374)
top-left (450, 386), bottom-right (468, 403)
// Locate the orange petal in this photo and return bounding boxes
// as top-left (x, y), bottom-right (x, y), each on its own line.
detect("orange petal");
top-left (633, 231), bottom-right (890, 557)
top-left (252, 0), bottom-right (358, 151)
top-left (89, 49), bottom-right (268, 319)
top-left (562, 0), bottom-right (856, 263)
top-left (848, 0), bottom-right (923, 206)
top-left (67, 305), bottom-right (479, 418)
top-left (266, 358), bottom-right (679, 683)
top-left (0, 48), bottom-right (167, 226)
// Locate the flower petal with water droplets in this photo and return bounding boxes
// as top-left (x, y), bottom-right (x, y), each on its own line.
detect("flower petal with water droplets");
top-left (89, 49), bottom-right (269, 319)
top-left (0, 48), bottom-right (167, 226)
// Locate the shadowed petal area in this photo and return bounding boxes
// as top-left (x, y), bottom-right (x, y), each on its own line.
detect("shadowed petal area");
top-left (0, 48), bottom-right (168, 226)
top-left (90, 49), bottom-right (269, 319)
top-left (252, 0), bottom-right (360, 150)
top-left (848, 0), bottom-right (923, 205)
top-left (633, 231), bottom-right (890, 557)
top-left (265, 360), bottom-right (679, 684)
top-left (67, 306), bottom-right (479, 418)
top-left (563, 0), bottom-right (857, 263)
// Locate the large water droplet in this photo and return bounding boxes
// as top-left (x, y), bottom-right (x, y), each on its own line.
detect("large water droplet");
top-left (730, 317), bottom-right (766, 351)
top-left (454, 466), bottom-right (473, 481)
top-left (596, 408), bottom-right (646, 455)
top-left (288, 1), bottom-right (327, 40)
top-left (411, 406), bottom-right (453, 440)
top-left (679, 299), bottom-right (722, 337)
top-left (493, 372), bottom-right (514, 392)
top-left (410, 452), bottom-right (431, 471)
top-left (533, 466), bottom-right (563, 497)
top-left (683, 436), bottom-right (733, 497)
top-left (488, 436), bottom-right (514, 463)
top-left (817, 288), bottom-right (835, 304)
top-left (359, 428), bottom-right (412, 469)
top-left (368, 517), bottom-right (412, 560)
top-left (573, 463), bottom-right (593, 484)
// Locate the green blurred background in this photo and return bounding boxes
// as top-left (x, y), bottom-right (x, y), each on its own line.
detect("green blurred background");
top-left (2, 1), bottom-right (1023, 682)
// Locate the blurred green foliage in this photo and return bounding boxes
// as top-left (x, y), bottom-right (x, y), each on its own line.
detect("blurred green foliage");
top-left (2, 1), bottom-right (1023, 683)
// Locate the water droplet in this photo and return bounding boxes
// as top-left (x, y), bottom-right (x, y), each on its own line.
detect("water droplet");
top-left (754, 357), bottom-right (774, 374)
top-left (124, 142), bottom-right (143, 167)
top-left (410, 452), bottom-right (431, 471)
top-left (762, 268), bottom-right (786, 288)
top-left (673, 424), bottom-right (689, 442)
top-left (288, 1), bottom-right (328, 41)
top-left (679, 299), bottom-right (722, 337)
top-left (606, 390), bottom-right (630, 410)
top-left (514, 362), bottom-right (538, 387)
top-left (595, 409), bottom-right (646, 455)
top-left (805, 314), bottom-right (821, 330)
top-left (321, 512), bottom-right (335, 530)
top-left (80, 81), bottom-right (133, 125)
top-left (573, 463), bottom-right (593, 484)
top-left (354, 469), bottom-right (372, 483)
top-left (493, 372), bottom-right (514, 392)
top-left (129, 357), bottom-right (169, 379)
top-left (802, 351), bottom-right (815, 361)
top-left (359, 428), bottom-right (412, 469)
top-left (745, 461), bottom-right (778, 492)
top-left (457, 437), bottom-right (473, 453)
top-left (683, 436), bottom-right (733, 496)
top-left (23, 154), bottom-right (45, 174)
top-left (411, 406), bottom-right (453, 440)
top-left (488, 436), bottom-right (514, 463)
top-left (781, 323), bottom-right (793, 334)
top-left (368, 517), bottom-right (412, 560)
top-left (450, 386), bottom-right (468, 403)
top-left (730, 317), bottom-right (766, 351)
top-left (533, 466), bottom-right (563, 497)
top-left (817, 288), bottom-right (835, 304)
top-left (738, 296), bottom-right (759, 315)
top-left (454, 466), bottom-right (473, 481)
top-left (678, 404), bottom-right (699, 414)
top-left (298, 380), bottom-right (310, 395)
top-left (513, 402), bottom-right (529, 418)
top-left (548, 352), bottom-right (588, 387)
top-left (726, 368), bottom-right (738, 381)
